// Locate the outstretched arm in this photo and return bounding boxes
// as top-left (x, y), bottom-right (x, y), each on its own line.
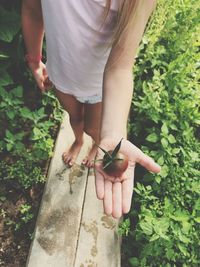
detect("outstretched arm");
top-left (94, 0), bottom-right (160, 218)
top-left (101, 0), bottom-right (157, 141)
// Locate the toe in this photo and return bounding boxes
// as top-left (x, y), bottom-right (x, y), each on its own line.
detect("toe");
top-left (82, 157), bottom-right (88, 165)
top-left (90, 161), bottom-right (94, 168)
top-left (64, 156), bottom-right (71, 165)
top-left (69, 157), bottom-right (75, 166)
top-left (62, 152), bottom-right (68, 161)
top-left (86, 161), bottom-right (91, 168)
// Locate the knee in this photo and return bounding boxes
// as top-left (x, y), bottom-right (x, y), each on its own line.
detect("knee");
top-left (84, 126), bottom-right (96, 139)
top-left (69, 115), bottom-right (83, 125)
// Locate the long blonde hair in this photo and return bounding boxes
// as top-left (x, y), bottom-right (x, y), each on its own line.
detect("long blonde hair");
top-left (101, 0), bottom-right (140, 48)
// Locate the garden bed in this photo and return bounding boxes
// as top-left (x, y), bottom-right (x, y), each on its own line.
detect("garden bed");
top-left (0, 3), bottom-right (63, 266)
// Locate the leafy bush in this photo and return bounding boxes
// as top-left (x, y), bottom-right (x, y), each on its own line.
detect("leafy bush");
top-left (0, 160), bottom-right (45, 189)
top-left (0, 2), bottom-right (63, 189)
top-left (121, 0), bottom-right (200, 266)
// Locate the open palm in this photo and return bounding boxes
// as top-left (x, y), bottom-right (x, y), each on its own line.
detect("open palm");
top-left (94, 137), bottom-right (161, 218)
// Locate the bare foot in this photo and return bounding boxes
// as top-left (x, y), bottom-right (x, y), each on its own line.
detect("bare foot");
top-left (62, 139), bottom-right (84, 167)
top-left (82, 141), bottom-right (98, 168)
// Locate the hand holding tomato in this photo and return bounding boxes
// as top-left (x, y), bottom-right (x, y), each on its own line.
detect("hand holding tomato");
top-left (94, 137), bottom-right (161, 218)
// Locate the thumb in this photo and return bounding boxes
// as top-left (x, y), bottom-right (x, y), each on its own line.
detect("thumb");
top-left (43, 66), bottom-right (48, 78)
top-left (136, 151), bottom-right (161, 173)
top-left (35, 76), bottom-right (46, 93)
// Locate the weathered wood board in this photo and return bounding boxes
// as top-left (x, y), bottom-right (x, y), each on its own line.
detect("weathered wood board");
top-left (26, 111), bottom-right (121, 267)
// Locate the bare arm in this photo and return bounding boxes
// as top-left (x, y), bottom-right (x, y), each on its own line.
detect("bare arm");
top-left (21, 0), bottom-right (44, 60)
top-left (94, 1), bottom-right (160, 218)
top-left (21, 0), bottom-right (51, 92)
top-left (100, 0), bottom-right (157, 140)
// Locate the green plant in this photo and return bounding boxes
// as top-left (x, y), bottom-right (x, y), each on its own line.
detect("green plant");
top-left (0, 2), bottom-right (63, 263)
top-left (0, 159), bottom-right (46, 189)
top-left (15, 204), bottom-right (34, 231)
top-left (121, 0), bottom-right (200, 266)
top-left (19, 204), bottom-right (34, 224)
top-left (118, 218), bottom-right (131, 237)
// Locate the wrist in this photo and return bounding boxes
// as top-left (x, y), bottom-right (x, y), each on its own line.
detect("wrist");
top-left (25, 54), bottom-right (43, 69)
top-left (100, 130), bottom-right (127, 142)
top-left (25, 54), bottom-right (43, 63)
top-left (27, 61), bottom-right (42, 71)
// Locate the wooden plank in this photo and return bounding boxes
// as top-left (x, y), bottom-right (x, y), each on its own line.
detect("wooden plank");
top-left (26, 112), bottom-right (92, 267)
top-left (74, 168), bottom-right (122, 267)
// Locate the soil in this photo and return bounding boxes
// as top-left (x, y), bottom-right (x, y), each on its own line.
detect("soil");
top-left (0, 181), bottom-right (45, 267)
top-left (0, 82), bottom-right (60, 266)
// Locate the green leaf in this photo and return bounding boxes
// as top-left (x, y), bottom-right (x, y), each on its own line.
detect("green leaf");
top-left (20, 107), bottom-right (33, 120)
top-left (182, 221), bottom-right (191, 234)
top-left (170, 124), bottom-right (178, 130)
top-left (146, 133), bottom-right (159, 143)
top-left (95, 143), bottom-right (112, 158)
top-left (140, 221), bottom-right (153, 235)
top-left (189, 151), bottom-right (199, 161)
top-left (194, 217), bottom-right (200, 223)
top-left (0, 71), bottom-right (12, 86)
top-left (178, 243), bottom-right (188, 256)
top-left (37, 107), bottom-right (46, 117)
top-left (178, 232), bottom-right (190, 244)
top-left (164, 197), bottom-right (174, 214)
top-left (194, 199), bottom-right (200, 210)
top-left (194, 119), bottom-right (200, 125)
top-left (170, 210), bottom-right (190, 222)
top-left (155, 175), bottom-right (161, 184)
top-left (5, 129), bottom-right (14, 140)
top-left (161, 138), bottom-right (168, 148)
top-left (172, 148), bottom-right (180, 154)
top-left (12, 86), bottom-right (23, 98)
top-left (32, 128), bottom-right (43, 140)
top-left (6, 143), bottom-right (13, 151)
top-left (0, 53), bottom-right (9, 59)
top-left (129, 257), bottom-right (140, 267)
top-left (157, 155), bottom-right (164, 165)
top-left (103, 159), bottom-right (113, 169)
top-left (161, 123), bottom-right (169, 135)
top-left (0, 7), bottom-right (20, 42)
top-left (111, 138), bottom-right (123, 158)
top-left (7, 110), bottom-right (15, 120)
top-left (149, 233), bottom-right (159, 242)
top-left (159, 165), bottom-right (168, 178)
top-left (168, 134), bottom-right (176, 144)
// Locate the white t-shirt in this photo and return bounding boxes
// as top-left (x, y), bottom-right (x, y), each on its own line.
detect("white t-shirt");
top-left (41, 0), bottom-right (119, 98)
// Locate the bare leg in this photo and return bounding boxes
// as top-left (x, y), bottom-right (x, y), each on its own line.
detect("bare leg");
top-left (54, 88), bottom-right (84, 166)
top-left (82, 102), bottom-right (102, 167)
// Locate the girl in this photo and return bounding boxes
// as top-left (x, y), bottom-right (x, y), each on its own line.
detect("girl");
top-left (22, 0), bottom-right (161, 218)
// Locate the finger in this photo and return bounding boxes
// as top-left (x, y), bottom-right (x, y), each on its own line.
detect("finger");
top-left (40, 82), bottom-right (46, 93)
top-left (112, 182), bottom-right (122, 219)
top-left (43, 66), bottom-right (48, 77)
top-left (44, 77), bottom-right (53, 90)
top-left (103, 180), bottom-right (112, 215)
top-left (136, 151), bottom-right (161, 173)
top-left (36, 77), bottom-right (46, 93)
top-left (122, 176), bottom-right (134, 214)
top-left (94, 163), bottom-right (105, 199)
